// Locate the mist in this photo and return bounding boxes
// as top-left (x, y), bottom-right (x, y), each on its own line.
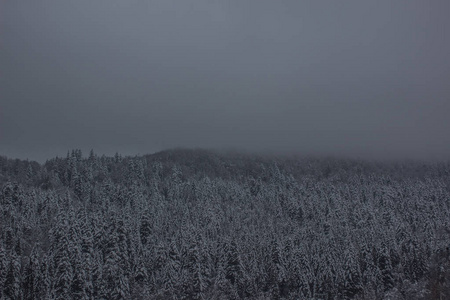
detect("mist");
top-left (1, 0), bottom-right (449, 162)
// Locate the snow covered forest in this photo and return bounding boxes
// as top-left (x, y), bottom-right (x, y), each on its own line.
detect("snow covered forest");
top-left (1, 148), bottom-right (449, 299)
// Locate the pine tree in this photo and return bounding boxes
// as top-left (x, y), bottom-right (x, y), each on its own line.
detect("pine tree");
top-left (225, 239), bottom-right (245, 297)
top-left (4, 252), bottom-right (22, 300)
top-left (54, 235), bottom-right (74, 299)
top-left (23, 244), bottom-right (41, 300)
top-left (79, 215), bottom-right (94, 299)
top-left (0, 242), bottom-right (8, 299)
top-left (166, 239), bottom-right (182, 293)
top-left (39, 255), bottom-right (53, 299)
top-left (139, 210), bottom-right (153, 247)
top-left (187, 237), bottom-right (208, 299)
top-left (50, 212), bottom-right (75, 299)
top-left (101, 218), bottom-right (130, 300)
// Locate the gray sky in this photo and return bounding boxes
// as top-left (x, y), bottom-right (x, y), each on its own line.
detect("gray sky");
top-left (1, 0), bottom-right (449, 162)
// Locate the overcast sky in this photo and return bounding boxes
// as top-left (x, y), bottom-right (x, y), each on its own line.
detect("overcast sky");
top-left (1, 0), bottom-right (449, 162)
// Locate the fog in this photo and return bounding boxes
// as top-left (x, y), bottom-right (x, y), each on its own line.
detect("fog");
top-left (1, 0), bottom-right (449, 162)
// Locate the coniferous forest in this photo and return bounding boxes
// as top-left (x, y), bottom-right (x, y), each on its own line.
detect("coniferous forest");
top-left (0, 148), bottom-right (449, 300)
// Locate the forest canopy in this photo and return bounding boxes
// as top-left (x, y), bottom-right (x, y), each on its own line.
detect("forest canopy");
top-left (1, 149), bottom-right (449, 299)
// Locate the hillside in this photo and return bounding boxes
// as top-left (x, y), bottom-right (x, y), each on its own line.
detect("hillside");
top-left (1, 149), bottom-right (450, 299)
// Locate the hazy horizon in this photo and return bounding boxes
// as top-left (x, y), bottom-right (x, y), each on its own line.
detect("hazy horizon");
top-left (2, 0), bottom-right (449, 163)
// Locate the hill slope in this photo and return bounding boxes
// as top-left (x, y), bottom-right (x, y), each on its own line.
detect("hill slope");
top-left (1, 149), bottom-right (449, 299)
